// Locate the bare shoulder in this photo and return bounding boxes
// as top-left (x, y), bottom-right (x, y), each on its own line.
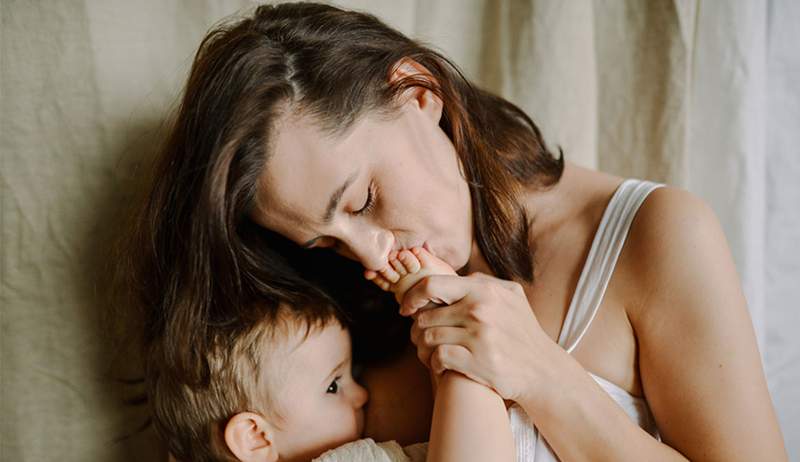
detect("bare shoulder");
top-left (621, 186), bottom-right (788, 460)
top-left (622, 185), bottom-right (727, 303)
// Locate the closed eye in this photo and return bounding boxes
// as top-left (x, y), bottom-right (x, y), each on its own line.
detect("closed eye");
top-left (353, 181), bottom-right (376, 216)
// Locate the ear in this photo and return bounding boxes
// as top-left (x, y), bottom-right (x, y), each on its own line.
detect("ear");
top-left (224, 412), bottom-right (279, 462)
top-left (388, 57), bottom-right (443, 125)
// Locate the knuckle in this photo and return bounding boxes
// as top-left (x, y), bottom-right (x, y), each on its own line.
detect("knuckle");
top-left (468, 302), bottom-right (488, 322)
top-left (473, 325), bottom-right (489, 343)
top-left (424, 328), bottom-right (439, 346)
top-left (508, 280), bottom-right (524, 295)
top-left (416, 311), bottom-right (427, 327)
top-left (411, 329), bottom-right (422, 345)
top-left (434, 345), bottom-right (449, 364)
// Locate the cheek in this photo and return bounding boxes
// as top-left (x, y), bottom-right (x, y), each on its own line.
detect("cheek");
top-left (335, 400), bottom-right (361, 434)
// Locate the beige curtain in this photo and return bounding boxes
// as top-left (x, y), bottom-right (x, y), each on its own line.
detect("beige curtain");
top-left (2, 1), bottom-right (797, 460)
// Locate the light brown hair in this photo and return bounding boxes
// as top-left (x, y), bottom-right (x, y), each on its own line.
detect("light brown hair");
top-left (147, 297), bottom-right (347, 462)
top-left (117, 2), bottom-right (563, 450)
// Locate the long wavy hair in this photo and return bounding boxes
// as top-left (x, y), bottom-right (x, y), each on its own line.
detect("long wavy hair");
top-left (116, 1), bottom-right (563, 396)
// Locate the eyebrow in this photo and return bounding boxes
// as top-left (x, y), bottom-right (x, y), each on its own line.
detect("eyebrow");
top-left (301, 170), bottom-right (359, 248)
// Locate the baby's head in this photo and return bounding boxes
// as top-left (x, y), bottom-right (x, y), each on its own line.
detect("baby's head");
top-left (147, 295), bottom-right (368, 462)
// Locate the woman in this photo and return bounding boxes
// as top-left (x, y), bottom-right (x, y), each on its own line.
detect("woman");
top-left (128, 2), bottom-right (787, 460)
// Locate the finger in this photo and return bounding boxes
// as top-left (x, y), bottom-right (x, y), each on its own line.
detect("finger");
top-left (414, 302), bottom-right (468, 329)
top-left (429, 344), bottom-right (472, 376)
top-left (410, 325), bottom-right (433, 367)
top-left (465, 271), bottom-right (522, 292)
top-left (410, 319), bottom-right (424, 345)
top-left (430, 345), bottom-right (491, 390)
top-left (400, 274), bottom-right (473, 316)
top-left (416, 345), bottom-right (433, 369)
top-left (418, 326), bottom-right (471, 350)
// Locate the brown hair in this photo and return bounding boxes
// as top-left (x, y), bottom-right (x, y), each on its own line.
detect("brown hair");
top-left (118, 0), bottom-right (563, 437)
top-left (147, 295), bottom-right (348, 462)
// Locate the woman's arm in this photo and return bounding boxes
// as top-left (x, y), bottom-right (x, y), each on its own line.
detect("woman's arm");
top-left (426, 371), bottom-right (515, 462)
top-left (401, 188), bottom-right (788, 461)
top-left (516, 188), bottom-right (788, 461)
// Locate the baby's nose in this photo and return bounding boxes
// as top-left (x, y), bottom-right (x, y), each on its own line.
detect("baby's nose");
top-left (352, 383), bottom-right (369, 409)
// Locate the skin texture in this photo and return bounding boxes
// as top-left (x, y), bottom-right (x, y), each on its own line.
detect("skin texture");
top-left (375, 248), bottom-right (516, 462)
top-left (227, 250), bottom-right (515, 462)
top-left (225, 323), bottom-right (368, 462)
top-left (253, 63), bottom-right (472, 274)
top-left (252, 59), bottom-right (788, 460)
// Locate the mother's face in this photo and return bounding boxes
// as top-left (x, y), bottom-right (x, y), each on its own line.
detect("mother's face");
top-left (251, 90), bottom-right (473, 273)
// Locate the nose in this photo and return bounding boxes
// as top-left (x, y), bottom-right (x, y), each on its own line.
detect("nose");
top-left (350, 382), bottom-right (369, 409)
top-left (339, 225), bottom-right (394, 271)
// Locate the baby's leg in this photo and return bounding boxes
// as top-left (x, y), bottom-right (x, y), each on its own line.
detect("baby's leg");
top-left (366, 249), bottom-right (515, 462)
top-left (427, 372), bottom-right (515, 462)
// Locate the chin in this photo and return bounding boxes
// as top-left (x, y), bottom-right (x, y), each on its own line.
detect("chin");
top-left (445, 248), bottom-right (470, 272)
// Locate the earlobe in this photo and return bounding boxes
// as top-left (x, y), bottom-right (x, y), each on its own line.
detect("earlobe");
top-left (224, 412), bottom-right (278, 462)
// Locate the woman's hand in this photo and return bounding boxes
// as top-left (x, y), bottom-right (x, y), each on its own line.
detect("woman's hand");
top-left (403, 272), bottom-right (562, 404)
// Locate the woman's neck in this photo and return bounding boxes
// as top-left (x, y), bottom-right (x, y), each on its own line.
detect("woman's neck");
top-left (459, 161), bottom-right (587, 278)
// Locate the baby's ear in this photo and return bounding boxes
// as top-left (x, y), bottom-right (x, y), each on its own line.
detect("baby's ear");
top-left (224, 412), bottom-right (278, 462)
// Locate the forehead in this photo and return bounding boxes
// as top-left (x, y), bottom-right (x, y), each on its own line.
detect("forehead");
top-left (280, 322), bottom-right (350, 382)
top-left (257, 111), bottom-right (371, 229)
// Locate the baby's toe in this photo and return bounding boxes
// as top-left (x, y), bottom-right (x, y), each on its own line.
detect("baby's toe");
top-left (379, 266), bottom-right (400, 283)
top-left (368, 272), bottom-right (392, 292)
top-left (398, 249), bottom-right (422, 273)
top-left (390, 258), bottom-right (408, 277)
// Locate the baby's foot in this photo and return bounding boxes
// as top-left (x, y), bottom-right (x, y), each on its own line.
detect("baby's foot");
top-left (365, 247), bottom-right (456, 304)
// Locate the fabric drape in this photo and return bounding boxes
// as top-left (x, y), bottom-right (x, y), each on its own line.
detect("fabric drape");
top-left (2, 1), bottom-right (797, 460)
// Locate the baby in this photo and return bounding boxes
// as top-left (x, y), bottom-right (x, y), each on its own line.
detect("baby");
top-left (149, 248), bottom-right (513, 462)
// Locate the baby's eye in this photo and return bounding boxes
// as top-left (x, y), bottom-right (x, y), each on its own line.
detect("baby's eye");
top-left (326, 376), bottom-right (342, 394)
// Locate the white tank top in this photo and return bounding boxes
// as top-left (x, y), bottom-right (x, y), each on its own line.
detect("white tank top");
top-left (509, 179), bottom-right (663, 461)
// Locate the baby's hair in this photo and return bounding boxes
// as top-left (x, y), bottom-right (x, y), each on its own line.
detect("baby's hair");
top-left (146, 292), bottom-right (348, 462)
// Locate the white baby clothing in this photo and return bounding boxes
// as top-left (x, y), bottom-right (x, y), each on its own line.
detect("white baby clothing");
top-left (313, 438), bottom-right (427, 462)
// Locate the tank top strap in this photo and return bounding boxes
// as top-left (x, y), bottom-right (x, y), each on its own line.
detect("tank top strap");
top-left (557, 178), bottom-right (664, 353)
